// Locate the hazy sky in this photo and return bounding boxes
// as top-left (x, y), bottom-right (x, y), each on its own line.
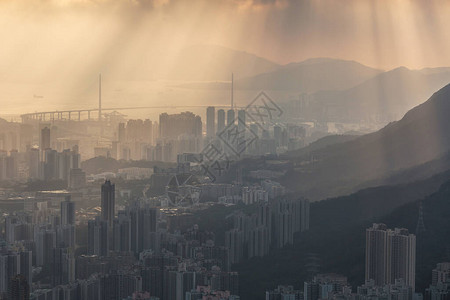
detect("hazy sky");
top-left (1, 0), bottom-right (450, 105)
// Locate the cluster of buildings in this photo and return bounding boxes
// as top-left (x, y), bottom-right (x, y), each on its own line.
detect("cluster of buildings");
top-left (226, 198), bottom-right (310, 264)
top-left (0, 195), bottom-right (76, 299)
top-left (95, 106), bottom-right (308, 164)
top-left (205, 106), bottom-right (306, 156)
top-left (82, 180), bottom-right (241, 299)
top-left (0, 245), bottom-right (32, 299)
top-left (266, 274), bottom-right (352, 300)
top-left (424, 263), bottom-right (450, 300)
top-left (0, 178), bottom-right (246, 300)
top-left (0, 124), bottom-right (86, 190)
top-left (192, 179), bottom-right (286, 206)
top-left (107, 113), bottom-right (203, 162)
top-left (365, 224), bottom-right (416, 290)
top-left (81, 180), bottom-right (310, 299)
top-left (28, 246), bottom-right (239, 300)
top-left (0, 104), bottom-right (310, 186)
top-left (0, 105), bottom-right (315, 300)
top-left (266, 224), bottom-right (419, 300)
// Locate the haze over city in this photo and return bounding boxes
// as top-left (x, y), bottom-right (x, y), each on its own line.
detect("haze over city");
top-left (2, 1), bottom-right (450, 300)
top-left (2, 0), bottom-right (450, 115)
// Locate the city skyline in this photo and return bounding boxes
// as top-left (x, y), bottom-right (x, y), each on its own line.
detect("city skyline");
top-left (1, 1), bottom-right (450, 299)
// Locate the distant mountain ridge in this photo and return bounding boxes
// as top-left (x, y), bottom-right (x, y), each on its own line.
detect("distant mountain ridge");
top-left (311, 66), bottom-right (450, 121)
top-left (235, 57), bottom-right (383, 92)
top-left (167, 46), bottom-right (450, 123)
top-left (280, 83), bottom-right (450, 200)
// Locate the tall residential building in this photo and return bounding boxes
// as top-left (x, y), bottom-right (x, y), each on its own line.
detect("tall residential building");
top-left (366, 223), bottom-right (388, 286)
top-left (88, 217), bottom-right (109, 256)
top-left (225, 229), bottom-right (244, 264)
top-left (52, 247), bottom-right (75, 286)
top-left (144, 119), bottom-right (153, 144)
top-left (0, 253), bottom-right (20, 294)
top-left (217, 109), bottom-right (226, 134)
top-left (118, 123), bottom-right (126, 142)
top-left (227, 109), bottom-right (235, 126)
top-left (365, 224), bottom-right (416, 290)
top-left (41, 147), bottom-right (80, 182)
top-left (61, 195), bottom-right (75, 226)
top-left (366, 223), bottom-right (389, 286)
top-left (388, 228), bottom-right (416, 290)
top-left (159, 112), bottom-right (202, 139)
top-left (56, 224), bottom-right (76, 248)
top-left (8, 274), bottom-right (29, 300)
top-left (19, 251), bottom-right (32, 292)
top-left (101, 180), bottom-right (115, 228)
top-left (113, 212), bottom-right (131, 253)
top-left (59, 195), bottom-right (76, 249)
top-left (127, 205), bottom-right (158, 255)
top-left (27, 148), bottom-right (40, 179)
top-left (40, 126), bottom-right (51, 150)
top-left (35, 229), bottom-right (56, 266)
top-left (272, 200), bottom-right (294, 248)
top-left (43, 149), bottom-right (57, 180)
top-left (207, 107), bottom-right (216, 138)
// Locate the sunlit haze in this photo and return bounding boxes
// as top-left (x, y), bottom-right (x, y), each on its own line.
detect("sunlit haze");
top-left (2, 2), bottom-right (450, 300)
top-left (1, 0), bottom-right (450, 114)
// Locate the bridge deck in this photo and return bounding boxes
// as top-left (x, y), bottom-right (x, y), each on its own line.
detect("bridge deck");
top-left (20, 105), bottom-right (243, 122)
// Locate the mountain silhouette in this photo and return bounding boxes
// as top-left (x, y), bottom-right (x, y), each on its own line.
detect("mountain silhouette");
top-left (281, 83), bottom-right (450, 200)
top-left (326, 67), bottom-right (450, 121)
top-left (235, 58), bottom-right (382, 92)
